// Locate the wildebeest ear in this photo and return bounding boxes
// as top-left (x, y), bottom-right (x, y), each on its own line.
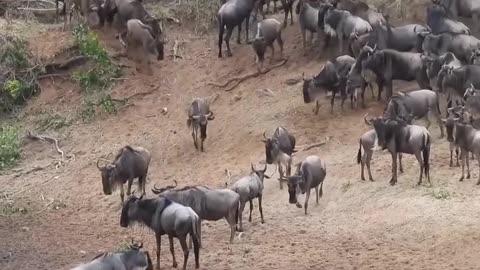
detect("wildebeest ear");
top-left (251, 163), bottom-right (256, 172)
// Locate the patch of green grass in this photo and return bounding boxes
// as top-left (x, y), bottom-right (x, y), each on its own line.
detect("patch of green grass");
top-left (0, 125), bottom-right (20, 170)
top-left (37, 112), bottom-right (70, 131)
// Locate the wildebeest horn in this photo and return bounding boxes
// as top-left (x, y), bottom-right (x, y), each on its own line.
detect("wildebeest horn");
top-left (251, 163), bottom-right (256, 172)
top-left (364, 113), bottom-right (372, 126)
top-left (262, 163), bottom-right (267, 173)
top-left (470, 83), bottom-right (475, 89)
top-left (372, 44), bottom-right (377, 52)
top-left (96, 159), bottom-right (103, 170)
top-left (262, 131), bottom-right (267, 139)
top-left (302, 72), bottom-right (305, 81)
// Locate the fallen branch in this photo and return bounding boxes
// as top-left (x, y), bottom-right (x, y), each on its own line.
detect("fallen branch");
top-left (44, 56), bottom-right (89, 73)
top-left (208, 58), bottom-right (288, 92)
top-left (293, 136), bottom-right (332, 155)
top-left (37, 73), bottom-right (68, 80)
top-left (26, 131), bottom-right (65, 159)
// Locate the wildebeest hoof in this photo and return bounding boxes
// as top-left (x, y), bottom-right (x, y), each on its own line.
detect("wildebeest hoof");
top-left (459, 177), bottom-right (464, 182)
top-left (361, 176), bottom-right (365, 181)
top-left (369, 178), bottom-right (374, 182)
top-left (172, 261), bottom-right (178, 268)
top-left (467, 174), bottom-right (471, 179)
top-left (227, 52), bottom-right (233, 57)
top-left (261, 219), bottom-right (265, 224)
top-left (295, 202), bottom-right (302, 208)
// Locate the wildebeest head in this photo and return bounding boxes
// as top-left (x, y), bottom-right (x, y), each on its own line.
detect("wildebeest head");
top-left (250, 163), bottom-right (270, 181)
top-left (471, 49), bottom-right (480, 65)
top-left (97, 158), bottom-right (118, 195)
top-left (262, 131), bottom-right (281, 164)
top-left (435, 64), bottom-right (454, 93)
top-left (192, 111), bottom-right (215, 139)
top-left (120, 193), bottom-right (145, 227)
top-left (421, 53), bottom-right (455, 87)
top-left (442, 107), bottom-right (462, 142)
top-left (464, 83), bottom-right (479, 100)
top-left (252, 37), bottom-right (267, 63)
top-left (364, 113), bottom-right (408, 149)
top-left (360, 45), bottom-right (380, 83)
top-left (280, 164), bottom-right (304, 207)
top-left (383, 94), bottom-right (414, 124)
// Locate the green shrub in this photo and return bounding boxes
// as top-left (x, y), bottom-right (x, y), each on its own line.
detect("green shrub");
top-left (0, 126), bottom-right (20, 170)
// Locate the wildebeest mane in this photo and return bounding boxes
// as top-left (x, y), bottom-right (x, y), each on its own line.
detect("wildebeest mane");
top-left (159, 187), bottom-right (207, 217)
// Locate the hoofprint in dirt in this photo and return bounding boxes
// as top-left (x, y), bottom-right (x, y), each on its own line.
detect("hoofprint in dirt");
top-left (2, 11), bottom-right (480, 270)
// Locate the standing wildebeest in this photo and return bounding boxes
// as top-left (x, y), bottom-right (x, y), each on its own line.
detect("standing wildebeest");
top-left (279, 155), bottom-right (326, 215)
top-left (120, 19), bottom-right (164, 62)
top-left (420, 32), bottom-right (480, 63)
top-left (187, 98), bottom-right (215, 152)
top-left (420, 52), bottom-right (462, 88)
top-left (151, 181), bottom-right (240, 245)
top-left (346, 45), bottom-right (377, 104)
top-left (258, 0), bottom-right (295, 27)
top-left (296, 0), bottom-right (323, 49)
top-left (322, 5), bottom-right (373, 54)
top-left (70, 242), bottom-right (153, 270)
top-left (96, 145), bottom-right (151, 203)
top-left (217, 0), bottom-right (257, 57)
top-left (382, 90), bottom-right (444, 138)
top-left (426, 4), bottom-right (471, 35)
top-left (252, 18), bottom-right (284, 71)
top-left (120, 194), bottom-right (201, 270)
top-left (302, 55), bottom-right (356, 112)
top-left (364, 113), bottom-right (432, 186)
top-left (261, 127), bottom-right (296, 189)
top-left (436, 65), bottom-right (480, 105)
top-left (442, 107), bottom-right (464, 167)
top-left (431, 0), bottom-right (480, 32)
top-left (361, 48), bottom-right (431, 99)
top-left (231, 163), bottom-right (271, 231)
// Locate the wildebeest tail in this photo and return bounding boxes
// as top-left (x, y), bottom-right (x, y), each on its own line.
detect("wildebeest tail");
top-left (191, 213), bottom-right (202, 248)
top-left (434, 91), bottom-right (441, 117)
top-left (235, 200), bottom-right (240, 226)
top-left (357, 139), bottom-right (362, 164)
top-left (423, 132), bottom-right (431, 177)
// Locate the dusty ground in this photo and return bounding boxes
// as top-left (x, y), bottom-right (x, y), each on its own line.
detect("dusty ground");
top-left (2, 4), bottom-right (480, 270)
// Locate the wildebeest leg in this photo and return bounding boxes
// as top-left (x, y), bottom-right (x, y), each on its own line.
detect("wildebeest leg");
top-left (330, 91), bottom-right (336, 113)
top-left (304, 189), bottom-right (310, 215)
top-left (399, 153), bottom-right (404, 173)
top-left (126, 178), bottom-right (133, 196)
top-left (323, 34), bottom-right (331, 50)
top-left (237, 23), bottom-right (242, 44)
top-left (225, 26), bottom-right (234, 57)
top-left (301, 29), bottom-right (306, 50)
top-left (368, 83), bottom-right (375, 100)
top-left (455, 147), bottom-right (460, 167)
top-left (283, 5), bottom-right (288, 28)
top-left (179, 236), bottom-right (189, 270)
top-left (315, 100), bottom-right (320, 114)
top-left (460, 149), bottom-right (466, 181)
top-left (269, 45), bottom-right (275, 63)
top-left (258, 194), bottom-right (265, 223)
top-left (192, 232), bottom-right (200, 269)
top-left (431, 109), bottom-right (444, 138)
top-left (360, 85), bottom-right (366, 108)
top-left (315, 186), bottom-right (319, 204)
top-left (414, 151), bottom-right (424, 185)
top-left (277, 33), bottom-right (284, 59)
top-left (467, 150), bottom-right (471, 179)
top-left (192, 126), bottom-right (198, 150)
top-left (218, 22), bottom-right (224, 58)
top-left (278, 163), bottom-right (284, 189)
top-left (188, 219), bottom-right (202, 249)
top-left (248, 199), bottom-right (253, 222)
top-left (476, 152), bottom-right (480, 185)
top-left (366, 149), bottom-right (374, 181)
top-left (290, 5), bottom-right (294, 25)
top-left (238, 201), bottom-right (246, 231)
top-left (377, 80), bottom-right (384, 101)
top-left (120, 184), bottom-right (125, 203)
top-left (169, 235), bottom-right (178, 268)
top-left (390, 152), bottom-right (397, 185)
top-left (245, 15), bottom-right (250, 43)
top-left (155, 233), bottom-right (161, 270)
top-left (200, 137), bottom-right (205, 152)
top-left (449, 145), bottom-right (454, 167)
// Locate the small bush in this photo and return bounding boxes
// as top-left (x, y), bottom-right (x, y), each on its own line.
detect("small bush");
top-left (37, 112), bottom-right (70, 131)
top-left (0, 126), bottom-right (20, 170)
top-left (174, 0), bottom-right (220, 33)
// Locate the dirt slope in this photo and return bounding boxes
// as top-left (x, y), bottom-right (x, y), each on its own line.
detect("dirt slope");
top-left (1, 8), bottom-right (480, 270)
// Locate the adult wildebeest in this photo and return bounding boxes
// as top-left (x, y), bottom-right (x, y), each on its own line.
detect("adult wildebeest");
top-left (70, 242), bottom-right (153, 270)
top-left (231, 163), bottom-right (272, 231)
top-left (331, 0), bottom-right (386, 27)
top-left (322, 5), bottom-right (373, 54)
top-left (382, 90), bottom-right (444, 138)
top-left (120, 194), bottom-right (201, 270)
top-left (361, 48), bottom-right (431, 99)
top-left (372, 23), bottom-right (431, 52)
top-left (96, 145), bottom-right (151, 203)
top-left (187, 98), bottom-right (215, 152)
top-left (436, 65), bottom-right (480, 100)
top-left (471, 49), bottom-right (480, 65)
top-left (151, 181), bottom-right (240, 245)
top-left (442, 107), bottom-right (463, 167)
top-left (420, 52), bottom-right (462, 88)
top-left (119, 19), bottom-right (164, 62)
top-left (252, 18), bottom-right (284, 71)
top-left (217, 0), bottom-right (257, 57)
top-left (296, 0), bottom-right (323, 49)
top-left (431, 0), bottom-right (480, 32)
top-left (346, 45), bottom-right (376, 104)
top-left (302, 55), bottom-right (356, 112)
top-left (420, 32), bottom-right (480, 63)
top-left (364, 113), bottom-right (432, 186)
top-left (279, 155), bottom-right (326, 215)
top-left (425, 4), bottom-right (471, 35)
top-left (261, 127), bottom-right (296, 189)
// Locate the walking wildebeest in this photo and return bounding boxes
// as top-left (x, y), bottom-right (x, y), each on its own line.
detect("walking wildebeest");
top-left (120, 194), bottom-right (201, 270)
top-left (261, 127), bottom-right (296, 189)
top-left (361, 48), bottom-right (431, 99)
top-left (364, 113), bottom-right (432, 186)
top-left (252, 18), bottom-right (284, 71)
top-left (231, 163), bottom-right (272, 231)
top-left (187, 98), bottom-right (215, 152)
top-left (96, 145), bottom-right (151, 203)
top-left (151, 181), bottom-right (240, 245)
top-left (420, 52), bottom-right (462, 88)
top-left (426, 4), bottom-right (471, 35)
top-left (217, 0), bottom-right (257, 57)
top-left (420, 32), bottom-right (480, 63)
top-left (295, 0), bottom-right (323, 50)
top-left (382, 90), bottom-right (444, 138)
top-left (302, 55), bottom-right (356, 112)
top-left (442, 107), bottom-right (464, 167)
top-left (322, 5), bottom-right (373, 54)
top-left (431, 0), bottom-right (480, 32)
top-left (70, 242), bottom-right (153, 270)
top-left (279, 155), bottom-right (326, 215)
top-left (119, 19), bottom-right (164, 62)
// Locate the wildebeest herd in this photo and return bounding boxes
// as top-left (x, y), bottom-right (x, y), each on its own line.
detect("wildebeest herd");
top-left (56, 0), bottom-right (480, 269)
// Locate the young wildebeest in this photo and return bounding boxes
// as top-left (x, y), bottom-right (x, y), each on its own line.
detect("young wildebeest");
top-left (187, 98), bottom-right (215, 152)
top-left (231, 163), bottom-right (272, 231)
top-left (151, 180), bottom-right (240, 245)
top-left (364, 114), bottom-right (432, 186)
top-left (120, 194), bottom-right (201, 270)
top-left (262, 127), bottom-right (296, 189)
top-left (425, 4), bottom-right (471, 35)
top-left (119, 19), bottom-right (164, 63)
top-left (217, 0), bottom-right (256, 57)
top-left (252, 18), bottom-right (284, 71)
top-left (70, 242), bottom-right (153, 270)
top-left (361, 48), bottom-right (431, 100)
top-left (97, 145), bottom-right (151, 203)
top-left (442, 107), bottom-right (464, 167)
top-left (431, 0), bottom-right (480, 32)
top-left (420, 52), bottom-right (462, 88)
top-left (279, 155), bottom-right (326, 215)
top-left (302, 55), bottom-right (356, 112)
top-left (322, 5), bottom-right (373, 54)
top-left (346, 45), bottom-right (376, 104)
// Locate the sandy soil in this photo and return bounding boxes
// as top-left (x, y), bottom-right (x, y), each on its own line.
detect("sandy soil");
top-left (1, 5), bottom-right (480, 270)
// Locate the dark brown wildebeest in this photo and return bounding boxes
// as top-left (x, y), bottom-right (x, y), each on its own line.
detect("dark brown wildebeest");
top-left (96, 145), bottom-right (151, 203)
top-left (431, 0), bottom-right (480, 33)
top-left (252, 18), bottom-right (284, 71)
top-left (187, 98), bottom-right (215, 152)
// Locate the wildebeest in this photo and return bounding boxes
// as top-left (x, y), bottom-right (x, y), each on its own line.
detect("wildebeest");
top-left (261, 127), bottom-right (296, 189)
top-left (151, 180), bottom-right (240, 245)
top-left (420, 52), bottom-right (462, 88)
top-left (96, 145), bottom-right (151, 203)
top-left (333, 0), bottom-right (386, 27)
top-left (279, 155), bottom-right (326, 215)
top-left (231, 163), bottom-right (272, 231)
top-left (302, 55), bottom-right (356, 112)
top-left (70, 242), bottom-right (153, 270)
top-left (186, 98), bottom-right (215, 152)
top-left (252, 18), bottom-right (284, 71)
top-left (431, 0), bottom-right (480, 32)
top-left (426, 4), bottom-right (471, 35)
top-left (120, 194), bottom-right (201, 270)
top-left (372, 23), bottom-right (431, 52)
top-left (322, 5), bottom-right (373, 54)
top-left (295, 0), bottom-right (323, 49)
top-left (382, 90), bottom-right (444, 138)
top-left (56, 0), bottom-right (103, 27)
top-left (217, 0), bottom-right (256, 57)
top-left (119, 19), bottom-right (164, 62)
top-left (442, 107), bottom-right (463, 167)
top-left (471, 49), bottom-right (480, 65)
top-left (346, 45), bottom-right (377, 104)
top-left (361, 48), bottom-right (431, 99)
top-left (420, 32), bottom-right (480, 63)
top-left (364, 113), bottom-right (432, 186)
top-left (436, 65), bottom-right (480, 99)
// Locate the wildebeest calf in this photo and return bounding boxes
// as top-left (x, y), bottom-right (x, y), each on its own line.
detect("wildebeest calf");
top-left (252, 18), bottom-right (284, 71)
top-left (187, 97), bottom-right (215, 152)
top-left (262, 127), bottom-right (296, 189)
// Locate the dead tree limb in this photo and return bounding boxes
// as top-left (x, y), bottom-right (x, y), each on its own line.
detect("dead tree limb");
top-left (26, 131), bottom-right (64, 159)
top-left (44, 56), bottom-right (89, 73)
top-left (208, 58), bottom-right (288, 92)
top-left (292, 137), bottom-right (332, 156)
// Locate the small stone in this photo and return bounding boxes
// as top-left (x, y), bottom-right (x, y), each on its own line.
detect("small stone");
top-left (21, 226), bottom-right (29, 232)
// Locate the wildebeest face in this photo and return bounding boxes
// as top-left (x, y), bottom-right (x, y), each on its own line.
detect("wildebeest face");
top-left (285, 175), bottom-right (303, 207)
top-left (263, 138), bottom-right (280, 164)
top-left (435, 65), bottom-right (451, 92)
top-left (471, 50), bottom-right (480, 65)
top-left (99, 164), bottom-right (116, 195)
top-left (120, 195), bottom-right (138, 227)
top-left (253, 38), bottom-right (267, 62)
top-left (364, 114), bottom-right (388, 148)
top-left (251, 163), bottom-right (270, 181)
